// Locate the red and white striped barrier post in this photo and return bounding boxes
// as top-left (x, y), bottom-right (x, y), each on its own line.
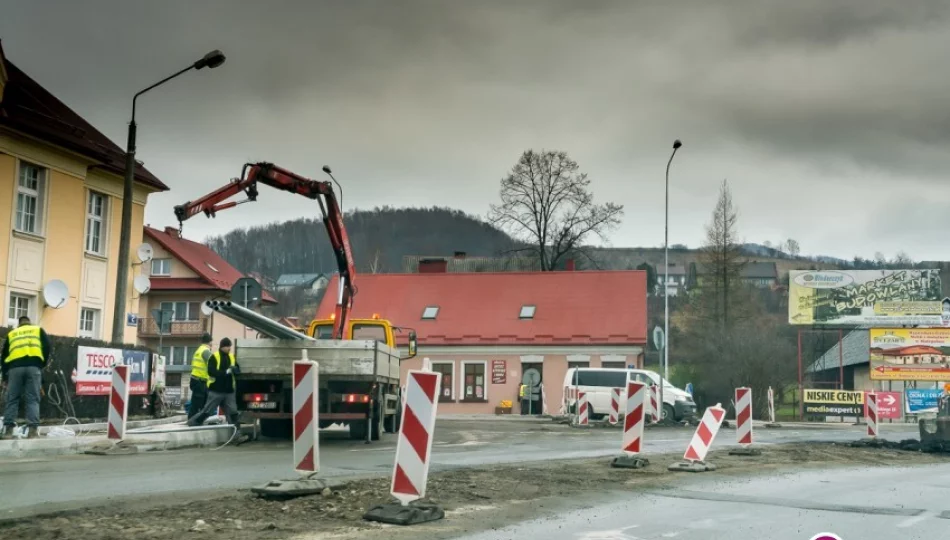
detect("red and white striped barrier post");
top-left (108, 365), bottom-right (130, 440)
top-left (576, 391), bottom-right (589, 426)
top-left (729, 388), bottom-right (761, 456)
top-left (649, 384), bottom-right (660, 423)
top-left (390, 370), bottom-right (440, 505)
top-left (293, 356), bottom-right (319, 474)
top-left (611, 380), bottom-right (649, 468)
top-left (866, 392), bottom-right (878, 438)
top-left (767, 386), bottom-right (775, 423)
top-left (609, 387), bottom-right (621, 425)
top-left (669, 404), bottom-right (726, 472)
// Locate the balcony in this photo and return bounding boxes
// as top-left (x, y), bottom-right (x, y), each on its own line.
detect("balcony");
top-left (138, 317), bottom-right (211, 338)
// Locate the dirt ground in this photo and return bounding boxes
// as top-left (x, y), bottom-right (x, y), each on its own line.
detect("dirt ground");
top-left (3, 442), bottom-right (947, 540)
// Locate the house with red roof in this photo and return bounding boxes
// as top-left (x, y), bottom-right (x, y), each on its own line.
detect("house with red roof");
top-left (0, 40), bottom-right (167, 342)
top-left (137, 226), bottom-right (276, 405)
top-left (316, 269), bottom-right (648, 415)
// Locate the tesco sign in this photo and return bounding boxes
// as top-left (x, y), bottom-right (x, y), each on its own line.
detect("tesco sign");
top-left (76, 346), bottom-right (149, 396)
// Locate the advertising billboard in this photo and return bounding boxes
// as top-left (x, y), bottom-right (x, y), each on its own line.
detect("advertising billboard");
top-left (76, 346), bottom-right (150, 396)
top-left (788, 269), bottom-right (944, 326)
top-left (803, 389), bottom-right (864, 416)
top-left (905, 388), bottom-right (942, 414)
top-left (870, 328), bottom-right (950, 381)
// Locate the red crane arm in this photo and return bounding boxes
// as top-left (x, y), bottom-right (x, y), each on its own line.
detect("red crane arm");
top-left (173, 162), bottom-right (356, 339)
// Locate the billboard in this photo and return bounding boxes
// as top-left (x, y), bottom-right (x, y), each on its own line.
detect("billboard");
top-left (873, 391), bottom-right (902, 419)
top-left (76, 346), bottom-right (150, 396)
top-left (788, 269), bottom-right (944, 326)
top-left (870, 328), bottom-right (950, 381)
top-left (905, 388), bottom-right (942, 414)
top-left (803, 389), bottom-right (864, 416)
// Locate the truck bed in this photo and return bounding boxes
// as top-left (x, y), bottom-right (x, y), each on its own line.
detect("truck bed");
top-left (234, 338), bottom-right (400, 382)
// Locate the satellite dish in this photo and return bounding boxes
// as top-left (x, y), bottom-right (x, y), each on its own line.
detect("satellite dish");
top-left (42, 280), bottom-right (69, 309)
top-left (136, 243), bottom-right (154, 263)
top-left (133, 275), bottom-right (152, 294)
top-left (200, 302), bottom-right (214, 316)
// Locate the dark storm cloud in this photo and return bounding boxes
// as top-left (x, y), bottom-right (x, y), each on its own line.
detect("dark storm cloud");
top-left (2, 1), bottom-right (949, 259)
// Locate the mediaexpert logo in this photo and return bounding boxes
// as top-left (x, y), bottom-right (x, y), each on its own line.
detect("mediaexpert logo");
top-left (809, 534), bottom-right (842, 540)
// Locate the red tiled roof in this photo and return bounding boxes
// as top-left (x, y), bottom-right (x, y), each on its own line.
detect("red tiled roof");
top-left (317, 271), bottom-right (647, 346)
top-left (144, 226), bottom-right (276, 303)
top-left (0, 40), bottom-right (167, 191)
top-left (882, 345), bottom-right (945, 356)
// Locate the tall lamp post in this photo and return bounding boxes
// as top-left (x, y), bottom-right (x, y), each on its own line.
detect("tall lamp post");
top-left (662, 139), bottom-right (682, 417)
top-left (111, 50), bottom-right (226, 344)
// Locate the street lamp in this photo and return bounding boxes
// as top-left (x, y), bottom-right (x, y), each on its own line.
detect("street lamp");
top-left (111, 50), bottom-right (226, 344)
top-left (661, 139), bottom-right (682, 418)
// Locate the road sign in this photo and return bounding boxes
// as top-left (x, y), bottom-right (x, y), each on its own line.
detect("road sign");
top-left (873, 391), bottom-right (902, 419)
top-left (231, 277), bottom-right (262, 308)
top-left (905, 388), bottom-right (941, 414)
top-left (653, 326), bottom-right (665, 351)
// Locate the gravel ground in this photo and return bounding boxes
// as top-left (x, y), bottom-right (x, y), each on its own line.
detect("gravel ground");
top-left (3, 442), bottom-right (947, 540)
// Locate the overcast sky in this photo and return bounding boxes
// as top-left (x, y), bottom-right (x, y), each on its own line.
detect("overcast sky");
top-left (3, 1), bottom-right (950, 261)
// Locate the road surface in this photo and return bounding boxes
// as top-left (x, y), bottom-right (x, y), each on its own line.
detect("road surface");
top-left (0, 418), bottom-right (919, 518)
top-left (455, 462), bottom-right (950, 539)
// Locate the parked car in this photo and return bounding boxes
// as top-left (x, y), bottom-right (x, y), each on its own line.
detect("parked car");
top-left (562, 367), bottom-right (696, 421)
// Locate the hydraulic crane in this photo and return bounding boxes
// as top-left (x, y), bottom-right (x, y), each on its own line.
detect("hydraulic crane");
top-left (173, 162), bottom-right (355, 340)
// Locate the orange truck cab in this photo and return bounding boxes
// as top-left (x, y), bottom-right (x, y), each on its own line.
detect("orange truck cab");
top-left (308, 314), bottom-right (417, 357)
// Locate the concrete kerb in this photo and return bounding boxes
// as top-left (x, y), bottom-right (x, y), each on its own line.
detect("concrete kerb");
top-left (35, 415), bottom-right (188, 436)
top-left (668, 461), bottom-right (717, 472)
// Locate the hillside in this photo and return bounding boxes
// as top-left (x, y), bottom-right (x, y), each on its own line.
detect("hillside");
top-left (205, 206), bottom-right (521, 279)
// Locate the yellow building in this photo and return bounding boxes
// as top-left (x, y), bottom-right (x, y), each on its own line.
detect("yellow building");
top-left (0, 41), bottom-right (168, 342)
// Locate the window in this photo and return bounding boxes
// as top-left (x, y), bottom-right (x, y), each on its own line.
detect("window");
top-left (84, 191), bottom-right (108, 255)
top-left (206, 263), bottom-right (219, 273)
top-left (422, 306), bottom-right (439, 320)
top-left (574, 369), bottom-right (627, 388)
top-left (460, 361), bottom-right (487, 401)
top-left (601, 361), bottom-right (626, 370)
top-left (79, 308), bottom-right (101, 339)
top-left (15, 162), bottom-right (46, 235)
top-left (314, 324), bottom-right (333, 339)
top-left (7, 293), bottom-right (33, 325)
top-left (519, 305), bottom-right (536, 319)
top-left (432, 362), bottom-right (454, 402)
top-left (161, 346), bottom-right (195, 366)
top-left (151, 259), bottom-right (172, 276)
top-left (352, 323), bottom-right (387, 343)
top-left (160, 301), bottom-right (200, 321)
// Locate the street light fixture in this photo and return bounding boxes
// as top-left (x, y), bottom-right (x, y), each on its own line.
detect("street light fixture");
top-left (661, 139), bottom-right (682, 419)
top-left (111, 49), bottom-right (226, 344)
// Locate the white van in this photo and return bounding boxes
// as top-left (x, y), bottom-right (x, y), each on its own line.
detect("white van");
top-left (563, 367), bottom-right (696, 421)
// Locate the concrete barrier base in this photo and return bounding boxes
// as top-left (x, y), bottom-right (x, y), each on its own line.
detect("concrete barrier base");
top-left (728, 447), bottom-right (762, 456)
top-left (83, 440), bottom-right (139, 456)
top-left (610, 454), bottom-right (649, 469)
top-left (252, 478), bottom-right (330, 499)
top-left (668, 461), bottom-right (717, 473)
top-left (764, 422), bottom-right (783, 429)
top-left (364, 501), bottom-right (444, 526)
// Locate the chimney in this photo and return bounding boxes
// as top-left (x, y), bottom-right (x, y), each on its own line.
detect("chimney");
top-left (419, 258), bottom-right (448, 273)
top-left (565, 258), bottom-right (576, 271)
top-left (453, 251), bottom-right (467, 259)
top-left (164, 226), bottom-right (180, 239)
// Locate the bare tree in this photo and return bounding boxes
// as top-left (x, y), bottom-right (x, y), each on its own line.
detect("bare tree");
top-left (366, 247), bottom-right (385, 274)
top-left (699, 180), bottom-right (745, 329)
top-left (785, 238), bottom-right (801, 258)
top-left (892, 251), bottom-right (914, 267)
top-left (488, 150), bottom-right (623, 271)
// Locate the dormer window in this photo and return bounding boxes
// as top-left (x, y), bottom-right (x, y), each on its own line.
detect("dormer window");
top-left (519, 305), bottom-right (536, 319)
top-left (422, 306), bottom-right (439, 320)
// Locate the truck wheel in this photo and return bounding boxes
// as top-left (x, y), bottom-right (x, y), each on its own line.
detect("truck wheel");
top-left (260, 418), bottom-right (293, 439)
top-left (349, 421), bottom-right (368, 440)
top-left (662, 404), bottom-right (675, 421)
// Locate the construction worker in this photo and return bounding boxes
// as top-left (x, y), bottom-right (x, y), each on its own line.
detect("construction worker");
top-left (187, 338), bottom-right (244, 439)
top-left (1, 316), bottom-right (50, 439)
top-left (188, 333), bottom-right (213, 419)
top-left (519, 382), bottom-right (528, 415)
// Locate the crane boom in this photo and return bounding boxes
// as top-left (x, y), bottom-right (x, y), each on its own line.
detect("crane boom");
top-left (173, 162), bottom-right (355, 339)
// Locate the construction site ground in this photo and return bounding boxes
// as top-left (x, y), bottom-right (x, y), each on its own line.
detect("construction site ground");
top-left (0, 417), bottom-right (938, 539)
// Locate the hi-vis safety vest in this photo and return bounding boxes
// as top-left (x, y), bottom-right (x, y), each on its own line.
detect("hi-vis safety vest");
top-left (519, 384), bottom-right (526, 398)
top-left (191, 345), bottom-right (211, 381)
top-left (4, 325), bottom-right (43, 365)
top-left (208, 351), bottom-right (236, 389)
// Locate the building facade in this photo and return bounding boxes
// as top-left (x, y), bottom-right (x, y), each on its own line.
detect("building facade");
top-left (0, 41), bottom-right (167, 341)
top-left (137, 226), bottom-right (276, 405)
top-left (317, 269), bottom-right (648, 416)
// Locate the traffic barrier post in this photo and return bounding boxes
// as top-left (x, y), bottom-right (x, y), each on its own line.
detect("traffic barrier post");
top-left (866, 392), bottom-right (879, 438)
top-left (107, 365), bottom-right (130, 440)
top-left (577, 391), bottom-right (589, 426)
top-left (649, 384), bottom-right (660, 423)
top-left (729, 387), bottom-right (761, 456)
top-left (609, 387), bottom-right (621, 425)
top-left (611, 380), bottom-right (649, 469)
top-left (364, 369), bottom-right (444, 525)
top-left (669, 403), bottom-right (726, 472)
top-left (765, 385), bottom-right (782, 428)
top-left (293, 357), bottom-right (319, 474)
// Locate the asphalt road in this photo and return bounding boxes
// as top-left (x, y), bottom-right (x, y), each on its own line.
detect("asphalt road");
top-left (0, 418), bottom-right (920, 518)
top-left (455, 462), bottom-right (950, 539)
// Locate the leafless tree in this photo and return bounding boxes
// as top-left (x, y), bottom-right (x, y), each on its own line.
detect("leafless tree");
top-left (488, 150), bottom-right (623, 271)
top-left (785, 238), bottom-right (801, 258)
top-left (698, 180), bottom-right (745, 329)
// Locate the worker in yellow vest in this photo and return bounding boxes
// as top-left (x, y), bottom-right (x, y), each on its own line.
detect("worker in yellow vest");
top-left (1, 316), bottom-right (50, 439)
top-left (187, 338), bottom-right (246, 442)
top-left (188, 333), bottom-right (213, 419)
top-left (519, 383), bottom-right (528, 415)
